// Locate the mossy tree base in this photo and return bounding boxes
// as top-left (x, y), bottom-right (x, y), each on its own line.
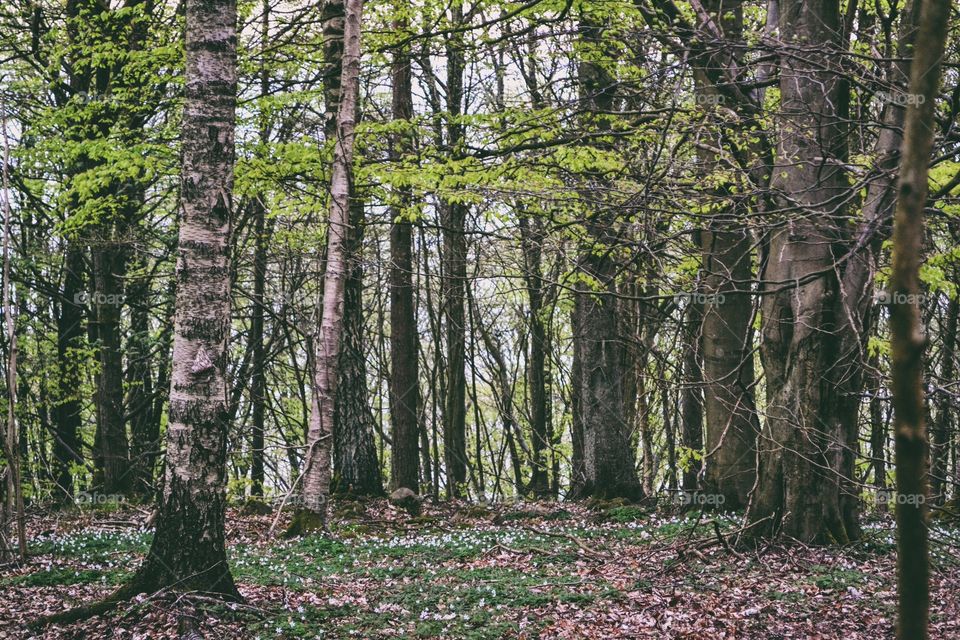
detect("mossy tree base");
top-left (283, 508), bottom-right (327, 538)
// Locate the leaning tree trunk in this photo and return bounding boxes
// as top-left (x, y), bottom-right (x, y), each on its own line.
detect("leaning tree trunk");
top-left (889, 0), bottom-right (950, 636)
top-left (126, 0), bottom-right (240, 599)
top-left (388, 9), bottom-right (421, 493)
top-left (746, 0), bottom-right (854, 544)
top-left (316, 0), bottom-right (383, 498)
top-left (297, 0), bottom-right (364, 532)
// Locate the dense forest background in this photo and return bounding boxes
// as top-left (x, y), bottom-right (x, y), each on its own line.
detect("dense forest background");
top-left (0, 0), bottom-right (959, 636)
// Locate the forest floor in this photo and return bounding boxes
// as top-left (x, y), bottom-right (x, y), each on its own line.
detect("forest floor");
top-left (1, 498), bottom-right (959, 639)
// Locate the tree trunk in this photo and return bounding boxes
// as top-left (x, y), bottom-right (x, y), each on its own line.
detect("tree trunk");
top-left (746, 0), bottom-right (854, 544)
top-left (249, 0), bottom-right (271, 499)
top-left (127, 264), bottom-right (159, 495)
top-left (889, 1), bottom-right (950, 635)
top-left (680, 289), bottom-right (704, 494)
top-left (316, 0), bottom-right (383, 498)
top-left (387, 9), bottom-right (420, 493)
top-left (54, 247), bottom-right (85, 503)
top-left (931, 295), bottom-right (957, 504)
top-left (440, 2), bottom-right (469, 499)
top-left (92, 241), bottom-right (131, 495)
top-left (298, 0), bottom-right (364, 530)
top-left (128, 0), bottom-right (240, 598)
top-left (570, 9), bottom-right (642, 501)
top-left (519, 215), bottom-right (550, 497)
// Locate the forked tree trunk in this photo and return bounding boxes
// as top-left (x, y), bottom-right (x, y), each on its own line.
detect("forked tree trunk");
top-left (889, 0), bottom-right (950, 636)
top-left (297, 0), bottom-right (364, 531)
top-left (127, 0), bottom-right (240, 598)
top-left (317, 0), bottom-right (382, 498)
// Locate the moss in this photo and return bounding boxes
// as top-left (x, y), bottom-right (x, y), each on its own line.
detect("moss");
top-left (283, 508), bottom-right (327, 537)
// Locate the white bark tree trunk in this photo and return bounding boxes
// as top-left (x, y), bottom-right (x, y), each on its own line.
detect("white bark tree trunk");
top-left (127, 0), bottom-right (240, 598)
top-left (298, 0), bottom-right (365, 531)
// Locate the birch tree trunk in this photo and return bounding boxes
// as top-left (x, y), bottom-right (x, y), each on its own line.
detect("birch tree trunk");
top-left (1, 97), bottom-right (25, 561)
top-left (127, 0), bottom-right (239, 598)
top-left (296, 0), bottom-right (364, 531)
top-left (889, 0), bottom-right (950, 635)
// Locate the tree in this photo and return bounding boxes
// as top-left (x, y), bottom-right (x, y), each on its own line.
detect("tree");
top-left (297, 0), bottom-right (365, 531)
top-left (888, 0), bottom-right (951, 636)
top-left (570, 7), bottom-right (642, 500)
top-left (122, 0), bottom-right (240, 599)
top-left (388, 3), bottom-right (421, 493)
top-left (746, 0), bottom-right (857, 543)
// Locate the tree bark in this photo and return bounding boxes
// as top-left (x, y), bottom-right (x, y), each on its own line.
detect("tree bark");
top-left (387, 9), bottom-right (420, 493)
top-left (128, 0), bottom-right (240, 598)
top-left (299, 0), bottom-right (364, 529)
top-left (571, 9), bottom-right (642, 500)
top-left (318, 0), bottom-right (383, 498)
top-left (54, 247), bottom-right (85, 503)
top-left (519, 214), bottom-right (551, 497)
top-left (746, 0), bottom-right (855, 544)
top-left (889, 0), bottom-right (950, 636)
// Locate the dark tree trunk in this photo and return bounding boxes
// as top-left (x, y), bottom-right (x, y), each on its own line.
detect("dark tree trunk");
top-left (569, 313), bottom-right (586, 498)
top-left (92, 241), bottom-right (131, 495)
top-left (387, 10), bottom-right (420, 493)
top-left (249, 0), bottom-right (271, 498)
top-left (54, 246), bottom-right (85, 503)
top-left (931, 295), bottom-right (957, 504)
top-left (519, 215), bottom-right (550, 497)
top-left (127, 266), bottom-right (158, 496)
top-left (570, 9), bottom-right (642, 501)
top-left (700, 223), bottom-right (758, 509)
top-left (680, 295), bottom-right (704, 494)
top-left (440, 2), bottom-right (469, 499)
top-left (250, 195), bottom-right (267, 497)
top-left (889, 1), bottom-right (950, 634)
top-left (746, 0), bottom-right (855, 544)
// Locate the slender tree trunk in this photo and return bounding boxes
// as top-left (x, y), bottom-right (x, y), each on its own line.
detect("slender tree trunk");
top-left (440, 2), bottom-right (469, 498)
top-left (249, 0), bottom-right (271, 499)
top-left (1, 100), bottom-right (25, 561)
top-left (387, 9), bottom-right (420, 493)
top-left (54, 247), bottom-right (85, 503)
top-left (519, 215), bottom-right (550, 497)
top-left (681, 293), bottom-right (704, 494)
top-left (889, 1), bottom-right (950, 635)
top-left (127, 0), bottom-right (240, 598)
top-left (298, 0), bottom-right (364, 530)
top-left (931, 295), bottom-right (957, 504)
top-left (569, 312), bottom-right (586, 498)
